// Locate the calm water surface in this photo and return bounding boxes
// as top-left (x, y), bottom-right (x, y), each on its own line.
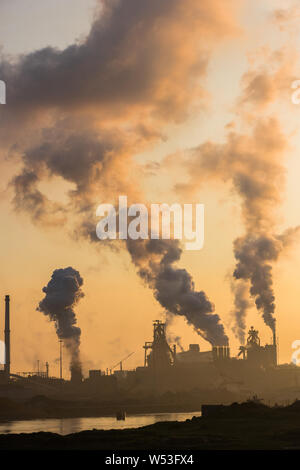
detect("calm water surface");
top-left (0, 411), bottom-right (202, 435)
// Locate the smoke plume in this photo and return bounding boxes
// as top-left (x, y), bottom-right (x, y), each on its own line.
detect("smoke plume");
top-left (0, 0), bottom-right (239, 231)
top-left (233, 234), bottom-right (280, 334)
top-left (0, 0), bottom-right (238, 349)
top-left (170, 116), bottom-right (300, 339)
top-left (164, 311), bottom-right (184, 351)
top-left (37, 267), bottom-right (84, 374)
top-left (127, 238), bottom-right (228, 346)
top-left (233, 228), bottom-right (300, 334)
top-left (230, 280), bottom-right (251, 345)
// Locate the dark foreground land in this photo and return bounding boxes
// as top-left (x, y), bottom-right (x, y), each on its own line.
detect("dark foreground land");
top-left (2, 401), bottom-right (300, 449)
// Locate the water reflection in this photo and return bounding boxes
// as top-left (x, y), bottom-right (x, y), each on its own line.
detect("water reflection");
top-left (0, 411), bottom-right (201, 436)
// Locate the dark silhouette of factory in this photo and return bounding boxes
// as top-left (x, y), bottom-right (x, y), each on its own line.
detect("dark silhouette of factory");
top-left (0, 296), bottom-right (299, 402)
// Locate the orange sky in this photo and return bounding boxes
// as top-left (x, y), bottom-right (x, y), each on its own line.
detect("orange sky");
top-left (1, 0), bottom-right (300, 377)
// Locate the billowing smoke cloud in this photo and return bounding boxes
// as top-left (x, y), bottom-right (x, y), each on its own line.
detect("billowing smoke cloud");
top-left (172, 336), bottom-right (184, 353)
top-left (164, 311), bottom-right (184, 351)
top-left (127, 239), bottom-right (228, 346)
top-left (9, 120), bottom-right (139, 230)
top-left (233, 234), bottom-right (281, 334)
top-left (37, 267), bottom-right (84, 375)
top-left (0, 0), bottom-right (238, 148)
top-left (12, 168), bottom-right (67, 227)
top-left (233, 228), bottom-right (300, 335)
top-left (0, 0), bottom-right (239, 220)
top-left (238, 49), bottom-right (295, 110)
top-left (170, 116), bottom-right (299, 339)
top-left (230, 280), bottom-right (250, 345)
top-left (0, 0), bottom-right (238, 349)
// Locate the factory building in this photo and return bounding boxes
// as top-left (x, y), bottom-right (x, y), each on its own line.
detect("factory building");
top-left (127, 320), bottom-right (298, 397)
top-left (176, 344), bottom-right (213, 364)
top-left (0, 295), bottom-right (300, 403)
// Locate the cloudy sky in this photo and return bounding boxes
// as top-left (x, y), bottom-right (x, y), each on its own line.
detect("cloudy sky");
top-left (1, 0), bottom-right (300, 377)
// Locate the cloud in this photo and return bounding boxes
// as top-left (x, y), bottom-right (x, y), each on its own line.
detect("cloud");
top-left (272, 3), bottom-right (300, 31)
top-left (0, 0), bottom-right (239, 229)
top-left (0, 0), bottom-right (240, 347)
top-left (238, 49), bottom-right (296, 110)
top-left (0, 0), bottom-right (239, 135)
top-left (171, 117), bottom-right (294, 335)
top-left (176, 118), bottom-right (286, 231)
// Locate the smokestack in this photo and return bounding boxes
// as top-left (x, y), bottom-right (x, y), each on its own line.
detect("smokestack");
top-left (212, 346), bottom-right (217, 361)
top-left (273, 326), bottom-right (276, 347)
top-left (273, 325), bottom-right (277, 366)
top-left (4, 295), bottom-right (10, 379)
top-left (71, 365), bottom-right (82, 384)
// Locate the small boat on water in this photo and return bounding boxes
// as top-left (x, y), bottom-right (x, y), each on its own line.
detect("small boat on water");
top-left (116, 410), bottom-right (126, 420)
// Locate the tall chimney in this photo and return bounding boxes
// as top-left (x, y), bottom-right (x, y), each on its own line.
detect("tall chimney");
top-left (4, 295), bottom-right (10, 379)
top-left (273, 326), bottom-right (277, 366)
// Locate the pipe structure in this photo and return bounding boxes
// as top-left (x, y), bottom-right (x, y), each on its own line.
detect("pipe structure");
top-left (4, 295), bottom-right (10, 380)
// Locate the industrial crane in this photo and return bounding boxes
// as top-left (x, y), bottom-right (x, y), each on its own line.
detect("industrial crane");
top-left (109, 351), bottom-right (135, 374)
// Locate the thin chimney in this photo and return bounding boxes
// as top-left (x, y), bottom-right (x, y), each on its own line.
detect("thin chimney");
top-left (4, 295), bottom-right (10, 379)
top-left (273, 325), bottom-right (277, 366)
